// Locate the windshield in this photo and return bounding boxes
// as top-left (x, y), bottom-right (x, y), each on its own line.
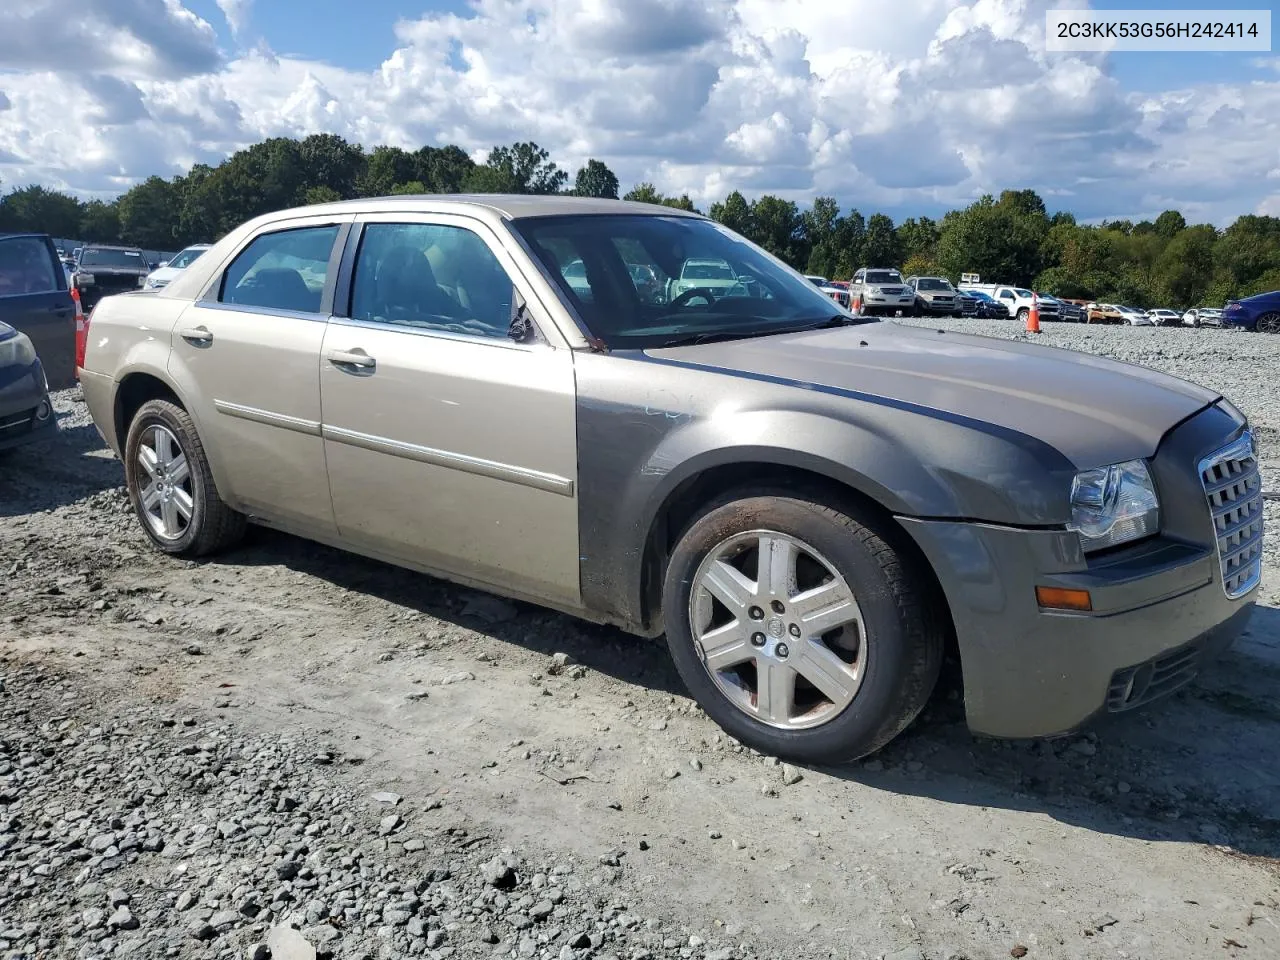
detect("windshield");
top-left (865, 271), bottom-right (902, 285)
top-left (168, 246), bottom-right (207, 269)
top-left (916, 278), bottom-right (951, 291)
top-left (80, 248), bottom-right (145, 269)
top-left (511, 214), bottom-right (865, 349)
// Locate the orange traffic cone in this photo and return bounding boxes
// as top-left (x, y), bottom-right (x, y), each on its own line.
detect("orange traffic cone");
top-left (71, 286), bottom-right (87, 379)
top-left (1026, 293), bottom-right (1041, 333)
top-left (851, 295), bottom-right (862, 316)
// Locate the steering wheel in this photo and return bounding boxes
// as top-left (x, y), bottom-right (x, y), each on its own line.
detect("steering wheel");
top-left (670, 287), bottom-right (720, 308)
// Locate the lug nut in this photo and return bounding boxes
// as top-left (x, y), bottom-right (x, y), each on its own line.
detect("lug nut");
top-left (775, 643), bottom-right (790, 659)
top-left (789, 623), bottom-right (801, 637)
top-left (750, 633), bottom-right (766, 647)
top-left (748, 606), bottom-right (764, 620)
top-left (771, 600), bottom-right (785, 614)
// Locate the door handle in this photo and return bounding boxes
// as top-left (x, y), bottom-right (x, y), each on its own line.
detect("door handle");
top-left (179, 326), bottom-right (213, 344)
top-left (327, 350), bottom-right (376, 370)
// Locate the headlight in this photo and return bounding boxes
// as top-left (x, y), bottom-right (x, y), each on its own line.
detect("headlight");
top-left (0, 331), bottom-right (36, 368)
top-left (1069, 459), bottom-right (1160, 552)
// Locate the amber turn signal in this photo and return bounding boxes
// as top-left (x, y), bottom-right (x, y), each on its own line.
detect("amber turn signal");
top-left (1035, 586), bottom-right (1093, 611)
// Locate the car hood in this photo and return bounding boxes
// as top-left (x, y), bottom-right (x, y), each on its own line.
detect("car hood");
top-left (646, 322), bottom-right (1220, 468)
top-left (146, 266), bottom-right (182, 283)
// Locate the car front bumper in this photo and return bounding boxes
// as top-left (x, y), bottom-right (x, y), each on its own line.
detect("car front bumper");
top-left (0, 359), bottom-right (56, 451)
top-left (898, 403), bottom-right (1259, 739)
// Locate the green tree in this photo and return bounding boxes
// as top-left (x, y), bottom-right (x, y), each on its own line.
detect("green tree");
top-left (0, 185), bottom-right (84, 237)
top-left (303, 185), bottom-right (342, 205)
top-left (709, 190), bottom-right (752, 235)
top-left (414, 145), bottom-right (474, 193)
top-left (80, 200), bottom-right (121, 243)
top-left (623, 182), bottom-right (664, 204)
top-left (749, 195), bottom-right (806, 266)
top-left (462, 164), bottom-right (520, 193)
top-left (297, 133), bottom-right (365, 199)
top-left (573, 159), bottom-right (619, 199)
top-left (360, 145), bottom-right (418, 197)
top-left (117, 176), bottom-right (182, 249)
top-left (1153, 209), bottom-right (1187, 238)
top-left (896, 215), bottom-right (939, 263)
top-left (863, 213), bottom-right (899, 267)
top-left (486, 141), bottom-right (567, 194)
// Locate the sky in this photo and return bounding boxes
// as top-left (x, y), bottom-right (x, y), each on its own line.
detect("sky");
top-left (0, 0), bottom-right (1277, 225)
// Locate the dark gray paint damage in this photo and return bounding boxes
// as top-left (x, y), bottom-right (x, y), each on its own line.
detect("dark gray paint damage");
top-left (572, 321), bottom-right (1253, 738)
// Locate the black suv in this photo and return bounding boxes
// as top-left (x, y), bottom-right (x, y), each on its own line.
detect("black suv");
top-left (73, 244), bottom-right (150, 311)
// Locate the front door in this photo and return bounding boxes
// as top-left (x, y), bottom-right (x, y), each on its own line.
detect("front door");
top-left (318, 215), bottom-right (580, 606)
top-left (167, 218), bottom-right (350, 535)
top-left (0, 234), bottom-right (76, 388)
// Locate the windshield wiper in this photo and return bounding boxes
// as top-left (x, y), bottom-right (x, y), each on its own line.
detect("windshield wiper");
top-left (655, 315), bottom-right (865, 348)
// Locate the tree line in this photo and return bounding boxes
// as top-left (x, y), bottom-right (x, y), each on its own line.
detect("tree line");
top-left (1, 133), bottom-right (1277, 309)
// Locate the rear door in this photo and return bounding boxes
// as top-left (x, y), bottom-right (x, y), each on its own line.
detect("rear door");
top-left (168, 216), bottom-right (352, 535)
top-left (0, 235), bottom-right (76, 388)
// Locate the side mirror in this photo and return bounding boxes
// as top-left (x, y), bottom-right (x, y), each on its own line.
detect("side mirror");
top-left (158, 261), bottom-right (169, 268)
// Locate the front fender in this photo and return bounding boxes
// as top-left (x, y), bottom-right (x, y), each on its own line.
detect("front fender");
top-left (573, 352), bottom-right (1075, 633)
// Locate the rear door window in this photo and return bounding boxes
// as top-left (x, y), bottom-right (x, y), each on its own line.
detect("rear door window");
top-left (220, 226), bottom-right (340, 314)
top-left (0, 236), bottom-right (59, 296)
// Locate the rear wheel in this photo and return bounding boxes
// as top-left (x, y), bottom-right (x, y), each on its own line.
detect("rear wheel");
top-left (1256, 312), bottom-right (1280, 334)
top-left (1016, 307), bottom-right (1028, 323)
top-left (123, 399), bottom-right (246, 557)
top-left (662, 491), bottom-right (944, 763)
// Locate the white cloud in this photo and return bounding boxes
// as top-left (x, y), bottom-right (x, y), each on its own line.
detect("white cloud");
top-left (0, 0), bottom-right (1277, 224)
top-left (216, 0), bottom-right (253, 39)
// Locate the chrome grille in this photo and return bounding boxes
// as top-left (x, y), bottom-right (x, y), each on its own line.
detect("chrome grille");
top-left (1199, 431), bottom-right (1264, 599)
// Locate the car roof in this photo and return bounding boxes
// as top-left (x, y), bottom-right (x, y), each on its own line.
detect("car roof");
top-left (270, 194), bottom-right (706, 223)
top-left (0, 231), bottom-right (51, 241)
top-left (82, 244), bottom-right (144, 251)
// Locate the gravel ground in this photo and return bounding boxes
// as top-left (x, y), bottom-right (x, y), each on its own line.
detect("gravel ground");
top-left (2, 321), bottom-right (1279, 960)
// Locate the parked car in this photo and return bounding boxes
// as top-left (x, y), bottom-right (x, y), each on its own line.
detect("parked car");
top-left (1183, 308), bottom-right (1224, 328)
top-left (849, 267), bottom-right (913, 316)
top-left (143, 243), bottom-right (212, 291)
top-left (1087, 303), bottom-right (1124, 324)
top-left (0, 231), bottom-right (78, 389)
top-left (0, 319), bottom-right (56, 454)
top-left (1221, 291), bottom-right (1280, 333)
top-left (73, 244), bottom-right (150, 311)
top-left (954, 289), bottom-right (981, 316)
top-left (1041, 295), bottom-right (1085, 323)
top-left (962, 289), bottom-right (1009, 320)
top-left (1116, 305), bottom-right (1154, 326)
top-left (958, 283), bottom-right (1060, 322)
top-left (78, 195), bottom-right (1262, 763)
top-left (669, 257), bottom-right (745, 300)
top-left (1146, 309), bottom-right (1181, 326)
top-left (904, 276), bottom-right (959, 317)
top-left (805, 275), bottom-right (852, 309)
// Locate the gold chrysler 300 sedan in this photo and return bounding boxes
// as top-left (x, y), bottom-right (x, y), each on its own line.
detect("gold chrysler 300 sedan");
top-left (77, 195), bottom-right (1261, 763)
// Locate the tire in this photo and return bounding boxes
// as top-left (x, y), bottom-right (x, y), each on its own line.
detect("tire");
top-left (1016, 307), bottom-right (1028, 324)
top-left (1257, 312), bottom-right (1280, 334)
top-left (123, 398), bottom-right (246, 557)
top-left (661, 490), bottom-right (944, 764)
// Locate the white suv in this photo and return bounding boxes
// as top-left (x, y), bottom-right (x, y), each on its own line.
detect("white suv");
top-left (850, 267), bottom-right (913, 316)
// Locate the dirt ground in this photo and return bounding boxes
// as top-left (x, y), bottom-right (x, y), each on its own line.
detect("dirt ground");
top-left (2, 347), bottom-right (1279, 958)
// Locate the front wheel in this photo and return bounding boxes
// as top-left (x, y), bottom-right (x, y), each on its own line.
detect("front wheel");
top-left (124, 399), bottom-right (246, 556)
top-left (1016, 307), bottom-right (1029, 323)
top-left (661, 492), bottom-right (944, 763)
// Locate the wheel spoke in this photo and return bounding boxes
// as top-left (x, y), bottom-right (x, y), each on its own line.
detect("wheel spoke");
top-left (754, 658), bottom-right (796, 724)
top-left (790, 579), bottom-right (861, 637)
top-left (154, 427), bottom-right (175, 467)
top-left (168, 453), bottom-right (190, 485)
top-left (138, 445), bottom-right (160, 482)
top-left (757, 535), bottom-right (797, 600)
top-left (160, 496), bottom-right (180, 536)
top-left (699, 559), bottom-right (755, 615)
top-left (141, 482), bottom-right (162, 511)
top-left (793, 640), bottom-right (861, 711)
top-left (697, 621), bottom-right (753, 672)
top-left (172, 488), bottom-right (194, 522)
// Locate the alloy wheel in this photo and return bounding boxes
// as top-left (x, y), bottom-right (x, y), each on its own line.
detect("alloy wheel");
top-left (136, 423), bottom-right (194, 540)
top-left (1257, 312), bottom-right (1280, 334)
top-left (688, 530), bottom-right (866, 730)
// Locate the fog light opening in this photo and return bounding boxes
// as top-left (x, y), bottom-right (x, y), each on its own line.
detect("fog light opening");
top-left (1035, 586), bottom-right (1093, 611)
top-left (34, 400), bottom-right (51, 422)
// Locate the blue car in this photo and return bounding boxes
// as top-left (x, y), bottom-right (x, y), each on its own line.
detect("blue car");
top-left (1222, 290), bottom-right (1280, 333)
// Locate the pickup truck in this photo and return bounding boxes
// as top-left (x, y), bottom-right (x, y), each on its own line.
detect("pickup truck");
top-left (958, 283), bottom-right (1059, 323)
